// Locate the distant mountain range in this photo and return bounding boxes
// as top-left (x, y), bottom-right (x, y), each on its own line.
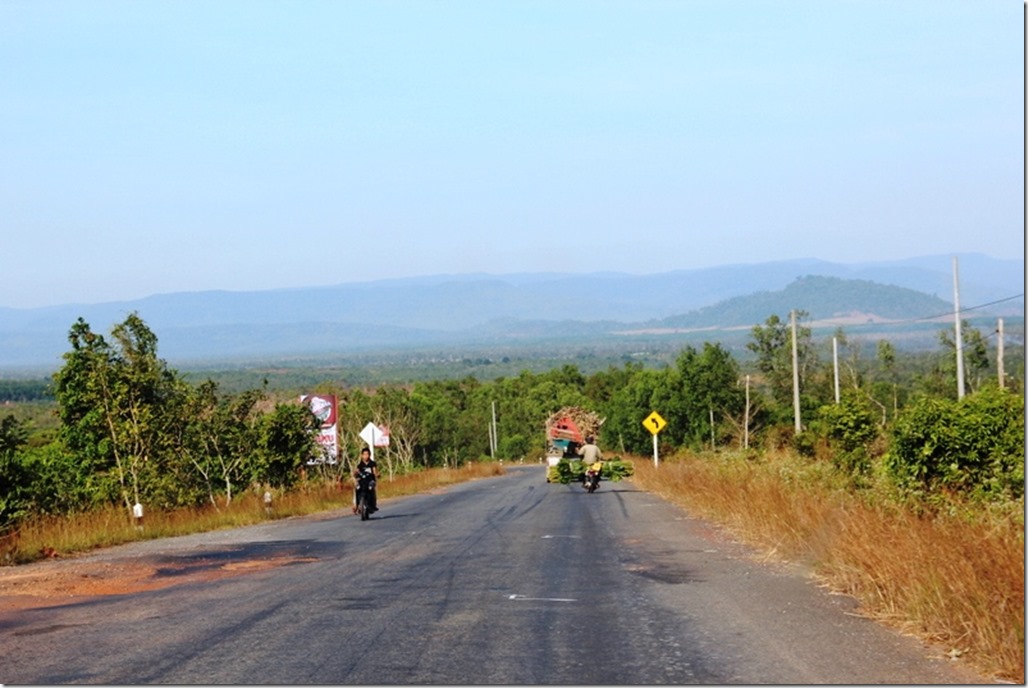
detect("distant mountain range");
top-left (0, 254), bottom-right (1021, 370)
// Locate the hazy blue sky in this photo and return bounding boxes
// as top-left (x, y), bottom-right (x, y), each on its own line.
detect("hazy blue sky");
top-left (1, 1), bottom-right (1023, 308)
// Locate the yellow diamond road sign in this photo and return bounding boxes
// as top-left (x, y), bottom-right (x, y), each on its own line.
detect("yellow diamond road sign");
top-left (643, 411), bottom-right (667, 435)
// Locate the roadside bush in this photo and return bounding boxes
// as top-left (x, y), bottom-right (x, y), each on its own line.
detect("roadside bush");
top-left (252, 403), bottom-right (321, 489)
top-left (498, 433), bottom-right (531, 460)
top-left (792, 429), bottom-right (817, 458)
top-left (815, 392), bottom-right (881, 475)
top-left (884, 386), bottom-right (1024, 499)
top-left (15, 442), bottom-right (98, 516)
top-left (761, 424), bottom-right (795, 451)
top-left (0, 416), bottom-right (31, 531)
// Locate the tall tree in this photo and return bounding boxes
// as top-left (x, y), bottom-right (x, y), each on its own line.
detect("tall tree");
top-left (53, 314), bottom-right (187, 515)
top-left (183, 381), bottom-right (266, 507)
top-left (601, 368), bottom-right (665, 455)
top-left (675, 342), bottom-right (745, 448)
top-left (936, 323), bottom-right (992, 397)
top-left (411, 382), bottom-right (462, 467)
top-left (876, 339), bottom-right (900, 417)
top-left (253, 402), bottom-right (320, 489)
top-left (747, 311), bottom-right (816, 419)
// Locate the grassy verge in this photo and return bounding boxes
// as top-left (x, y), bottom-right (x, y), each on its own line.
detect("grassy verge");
top-left (629, 449), bottom-right (1024, 683)
top-left (3, 462), bottom-right (505, 565)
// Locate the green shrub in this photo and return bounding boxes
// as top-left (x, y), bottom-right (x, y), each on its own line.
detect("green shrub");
top-left (792, 429), bottom-right (817, 458)
top-left (816, 393), bottom-right (882, 474)
top-left (884, 386), bottom-right (1024, 499)
top-left (499, 433), bottom-right (531, 460)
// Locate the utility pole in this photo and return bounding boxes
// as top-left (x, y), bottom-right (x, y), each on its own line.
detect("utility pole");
top-left (997, 318), bottom-right (1005, 389)
top-left (952, 256), bottom-right (965, 400)
top-left (709, 407), bottom-right (715, 450)
top-left (743, 374), bottom-right (750, 450)
top-left (791, 309), bottom-right (802, 433)
top-left (832, 336), bottom-right (840, 404)
top-left (490, 401), bottom-right (498, 459)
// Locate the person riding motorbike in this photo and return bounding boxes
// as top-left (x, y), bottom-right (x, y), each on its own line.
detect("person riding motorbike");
top-left (580, 436), bottom-right (603, 490)
top-left (353, 447), bottom-right (379, 514)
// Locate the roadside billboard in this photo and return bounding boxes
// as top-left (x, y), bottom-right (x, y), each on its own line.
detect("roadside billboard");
top-left (301, 394), bottom-right (338, 464)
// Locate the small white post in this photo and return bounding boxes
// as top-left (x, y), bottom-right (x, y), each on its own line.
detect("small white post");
top-left (652, 433), bottom-right (659, 468)
top-left (133, 502), bottom-right (144, 530)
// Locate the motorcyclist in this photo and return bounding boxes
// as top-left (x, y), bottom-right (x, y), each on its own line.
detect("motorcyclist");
top-left (352, 447), bottom-right (379, 514)
top-left (580, 436), bottom-right (603, 487)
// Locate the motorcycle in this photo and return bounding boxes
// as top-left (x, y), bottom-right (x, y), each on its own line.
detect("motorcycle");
top-left (583, 462), bottom-right (602, 493)
top-left (354, 472), bottom-right (377, 521)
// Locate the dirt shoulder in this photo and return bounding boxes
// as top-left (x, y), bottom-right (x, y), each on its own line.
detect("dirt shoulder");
top-left (0, 550), bottom-right (319, 611)
top-left (0, 514), bottom-right (337, 610)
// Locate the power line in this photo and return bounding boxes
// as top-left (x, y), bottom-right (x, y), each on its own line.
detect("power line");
top-left (805, 293), bottom-right (1025, 344)
top-left (905, 293), bottom-right (1024, 325)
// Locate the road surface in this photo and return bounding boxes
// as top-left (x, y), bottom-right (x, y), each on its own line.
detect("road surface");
top-left (0, 465), bottom-right (988, 684)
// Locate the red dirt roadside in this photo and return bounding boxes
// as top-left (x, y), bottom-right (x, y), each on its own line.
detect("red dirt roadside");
top-left (0, 553), bottom-right (316, 610)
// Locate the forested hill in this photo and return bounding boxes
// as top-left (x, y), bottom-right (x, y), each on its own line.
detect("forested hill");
top-left (653, 275), bottom-right (956, 329)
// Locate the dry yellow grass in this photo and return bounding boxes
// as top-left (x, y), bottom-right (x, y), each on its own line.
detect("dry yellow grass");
top-left (630, 450), bottom-right (1024, 683)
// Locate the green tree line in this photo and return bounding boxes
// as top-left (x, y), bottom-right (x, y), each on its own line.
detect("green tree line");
top-left (0, 378), bottom-right (52, 402)
top-left (1, 311), bottom-right (1023, 535)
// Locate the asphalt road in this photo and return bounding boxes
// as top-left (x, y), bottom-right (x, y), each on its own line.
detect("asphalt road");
top-left (0, 465), bottom-right (987, 684)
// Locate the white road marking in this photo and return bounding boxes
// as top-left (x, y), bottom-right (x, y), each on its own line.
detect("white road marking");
top-left (508, 594), bottom-right (577, 603)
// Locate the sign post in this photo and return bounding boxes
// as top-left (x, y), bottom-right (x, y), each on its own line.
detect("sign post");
top-left (642, 411), bottom-right (667, 467)
top-left (359, 422), bottom-right (390, 463)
